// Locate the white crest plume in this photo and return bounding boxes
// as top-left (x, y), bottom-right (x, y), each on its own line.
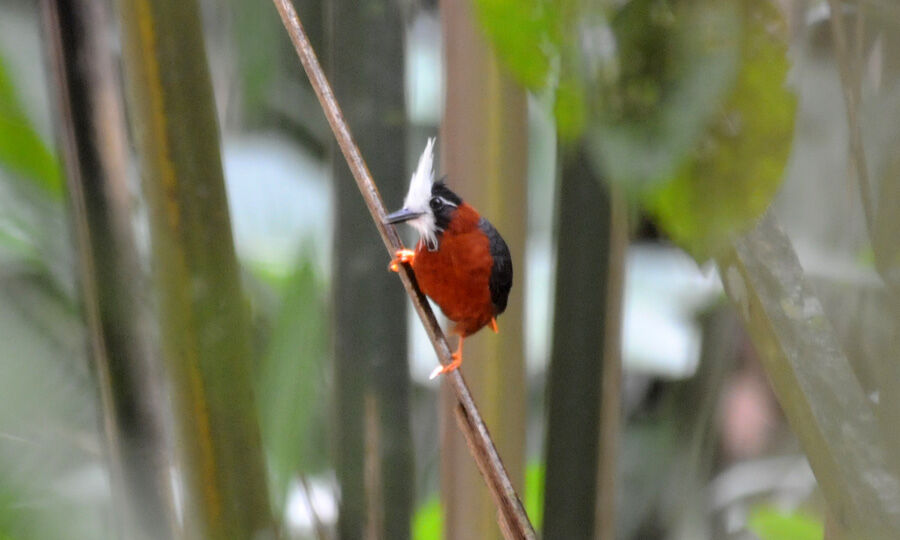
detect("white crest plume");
top-left (404, 137), bottom-right (435, 210)
top-left (402, 138), bottom-right (438, 249)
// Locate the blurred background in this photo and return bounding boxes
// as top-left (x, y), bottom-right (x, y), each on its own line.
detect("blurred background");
top-left (1, 0), bottom-right (898, 538)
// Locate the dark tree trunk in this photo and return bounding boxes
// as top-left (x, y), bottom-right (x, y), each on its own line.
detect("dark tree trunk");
top-left (328, 1), bottom-right (412, 538)
top-left (543, 141), bottom-right (618, 539)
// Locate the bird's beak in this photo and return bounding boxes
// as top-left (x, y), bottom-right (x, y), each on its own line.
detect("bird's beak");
top-left (385, 208), bottom-right (422, 224)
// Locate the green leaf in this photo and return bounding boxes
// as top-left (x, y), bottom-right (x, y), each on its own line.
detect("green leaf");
top-left (0, 52), bottom-right (62, 196)
top-left (590, 0), bottom-right (742, 191)
top-left (748, 506), bottom-right (823, 540)
top-left (471, 0), bottom-right (557, 90)
top-left (413, 496), bottom-right (442, 540)
top-left (473, 0), bottom-right (591, 137)
top-left (0, 225), bottom-right (40, 265)
top-left (646, 0), bottom-right (796, 260)
top-left (524, 461), bottom-right (545, 530)
top-left (554, 74), bottom-right (588, 141)
top-left (257, 259), bottom-right (329, 509)
top-left (0, 275), bottom-right (106, 539)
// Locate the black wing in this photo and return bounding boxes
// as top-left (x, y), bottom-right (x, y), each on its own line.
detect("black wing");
top-left (478, 217), bottom-right (513, 315)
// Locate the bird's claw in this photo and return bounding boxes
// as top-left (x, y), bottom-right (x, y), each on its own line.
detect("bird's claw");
top-left (388, 249), bottom-right (415, 272)
top-left (429, 351), bottom-right (462, 380)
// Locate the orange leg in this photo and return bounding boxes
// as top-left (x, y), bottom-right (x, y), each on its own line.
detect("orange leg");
top-left (388, 249), bottom-right (415, 272)
top-left (489, 317), bottom-right (499, 333)
top-left (429, 336), bottom-right (464, 380)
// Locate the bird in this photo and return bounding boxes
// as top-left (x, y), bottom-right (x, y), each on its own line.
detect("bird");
top-left (385, 138), bottom-right (512, 379)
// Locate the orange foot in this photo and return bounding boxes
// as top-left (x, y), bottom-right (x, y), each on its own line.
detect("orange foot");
top-left (430, 337), bottom-right (464, 380)
top-left (388, 249), bottom-right (415, 272)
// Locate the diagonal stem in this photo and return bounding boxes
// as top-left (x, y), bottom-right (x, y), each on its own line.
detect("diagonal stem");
top-left (270, 1), bottom-right (535, 538)
top-left (827, 0), bottom-right (876, 239)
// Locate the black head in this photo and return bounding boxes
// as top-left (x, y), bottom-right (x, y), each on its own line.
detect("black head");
top-left (429, 179), bottom-right (462, 233)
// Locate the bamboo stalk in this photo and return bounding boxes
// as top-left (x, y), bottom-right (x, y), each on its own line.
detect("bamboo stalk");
top-left (39, 0), bottom-right (175, 537)
top-left (270, 1), bottom-right (535, 537)
top-left (542, 142), bottom-right (623, 539)
top-left (116, 0), bottom-right (275, 537)
top-left (327, 0), bottom-right (413, 536)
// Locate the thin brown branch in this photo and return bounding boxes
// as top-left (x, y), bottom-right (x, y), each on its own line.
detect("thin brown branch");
top-left (269, 1), bottom-right (536, 538)
top-left (827, 0), bottom-right (876, 239)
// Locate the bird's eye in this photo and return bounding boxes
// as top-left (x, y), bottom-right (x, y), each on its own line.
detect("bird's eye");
top-left (430, 197), bottom-right (443, 211)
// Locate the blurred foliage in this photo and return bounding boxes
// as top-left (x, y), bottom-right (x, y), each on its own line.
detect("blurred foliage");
top-left (0, 0), bottom-right (828, 536)
top-left (646, 0), bottom-right (796, 259)
top-left (474, 0), bottom-right (795, 260)
top-left (226, 0), bottom-right (283, 121)
top-left (0, 221), bottom-right (100, 540)
top-left (413, 496), bottom-right (441, 540)
top-left (524, 461), bottom-right (545, 530)
top-left (0, 53), bottom-right (61, 196)
top-left (255, 258), bottom-right (329, 510)
top-left (471, 0), bottom-right (556, 90)
top-left (592, 0), bottom-right (741, 188)
top-left (0, 8), bottom-right (336, 530)
top-left (0, 47), bottom-right (70, 285)
top-left (471, 0), bottom-right (588, 138)
top-left (0, 39), bottom-right (95, 537)
top-left (747, 506), bottom-right (823, 540)
top-left (553, 75), bottom-right (587, 141)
